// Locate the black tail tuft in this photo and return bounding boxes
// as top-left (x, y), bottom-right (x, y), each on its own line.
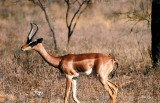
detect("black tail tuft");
top-left (110, 59), bottom-right (119, 79)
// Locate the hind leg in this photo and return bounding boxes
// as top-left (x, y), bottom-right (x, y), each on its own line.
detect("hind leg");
top-left (108, 80), bottom-right (118, 95)
top-left (99, 76), bottom-right (116, 103)
top-left (96, 60), bottom-right (117, 103)
top-left (107, 80), bottom-right (118, 103)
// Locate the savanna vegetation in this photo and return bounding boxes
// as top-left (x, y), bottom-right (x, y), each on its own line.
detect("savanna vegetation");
top-left (0, 0), bottom-right (160, 103)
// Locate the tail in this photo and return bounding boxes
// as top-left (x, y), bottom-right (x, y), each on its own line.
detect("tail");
top-left (110, 59), bottom-right (119, 79)
top-left (113, 59), bottom-right (118, 69)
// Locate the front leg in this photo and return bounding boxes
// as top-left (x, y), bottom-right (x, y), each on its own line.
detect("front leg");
top-left (64, 75), bottom-right (72, 103)
top-left (72, 78), bottom-right (80, 103)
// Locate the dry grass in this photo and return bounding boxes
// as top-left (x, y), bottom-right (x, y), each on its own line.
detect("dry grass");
top-left (0, 0), bottom-right (159, 103)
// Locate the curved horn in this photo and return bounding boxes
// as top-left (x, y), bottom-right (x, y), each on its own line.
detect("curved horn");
top-left (26, 23), bottom-right (33, 44)
top-left (30, 23), bottom-right (39, 41)
top-left (26, 23), bottom-right (39, 44)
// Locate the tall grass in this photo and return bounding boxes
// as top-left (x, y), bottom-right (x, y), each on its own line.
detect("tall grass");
top-left (0, 0), bottom-right (159, 103)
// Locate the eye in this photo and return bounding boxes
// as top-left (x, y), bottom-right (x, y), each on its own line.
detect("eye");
top-left (28, 41), bottom-right (37, 47)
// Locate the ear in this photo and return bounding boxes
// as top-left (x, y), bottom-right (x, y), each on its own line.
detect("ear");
top-left (37, 38), bottom-right (43, 43)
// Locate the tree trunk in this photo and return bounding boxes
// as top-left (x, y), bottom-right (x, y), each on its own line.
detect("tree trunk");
top-left (151, 0), bottom-right (160, 68)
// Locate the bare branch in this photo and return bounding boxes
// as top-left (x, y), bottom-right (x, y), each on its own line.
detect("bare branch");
top-left (127, 0), bottom-right (151, 32)
top-left (65, 0), bottom-right (70, 28)
top-left (69, 1), bottom-right (85, 28)
top-left (29, 0), bottom-right (58, 51)
top-left (130, 19), bottom-right (143, 33)
top-left (64, 0), bottom-right (90, 43)
top-left (134, 13), bottom-right (150, 22)
top-left (71, 1), bottom-right (89, 35)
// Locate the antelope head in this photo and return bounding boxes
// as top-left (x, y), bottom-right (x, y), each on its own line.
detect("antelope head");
top-left (21, 23), bottom-right (43, 51)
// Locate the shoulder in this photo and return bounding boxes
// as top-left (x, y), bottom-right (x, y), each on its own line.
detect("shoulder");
top-left (61, 54), bottom-right (75, 61)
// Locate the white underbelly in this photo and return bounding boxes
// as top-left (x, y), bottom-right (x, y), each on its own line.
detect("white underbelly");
top-left (85, 68), bottom-right (92, 75)
top-left (72, 68), bottom-right (93, 78)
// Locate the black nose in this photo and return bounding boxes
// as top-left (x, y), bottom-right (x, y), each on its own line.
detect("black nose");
top-left (21, 45), bottom-right (25, 50)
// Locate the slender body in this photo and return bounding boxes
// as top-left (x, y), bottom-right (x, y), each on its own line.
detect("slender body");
top-left (21, 23), bottom-right (118, 103)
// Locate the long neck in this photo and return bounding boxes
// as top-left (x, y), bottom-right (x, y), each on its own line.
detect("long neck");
top-left (33, 44), bottom-right (61, 68)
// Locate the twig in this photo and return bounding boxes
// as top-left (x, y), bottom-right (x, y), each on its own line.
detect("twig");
top-left (30, 0), bottom-right (58, 51)
top-left (64, 0), bottom-right (90, 43)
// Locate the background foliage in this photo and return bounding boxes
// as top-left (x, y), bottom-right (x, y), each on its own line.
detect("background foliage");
top-left (0, 0), bottom-right (159, 103)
